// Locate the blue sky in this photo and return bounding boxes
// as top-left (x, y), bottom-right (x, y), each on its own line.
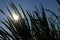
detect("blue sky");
top-left (0, 0), bottom-right (60, 21)
top-left (0, 0), bottom-right (60, 17)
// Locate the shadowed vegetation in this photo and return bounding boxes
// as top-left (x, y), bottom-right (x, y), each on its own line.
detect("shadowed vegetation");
top-left (0, 0), bottom-right (60, 40)
top-left (56, 0), bottom-right (60, 5)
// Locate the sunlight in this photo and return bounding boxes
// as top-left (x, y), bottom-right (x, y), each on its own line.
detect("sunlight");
top-left (13, 14), bottom-right (19, 21)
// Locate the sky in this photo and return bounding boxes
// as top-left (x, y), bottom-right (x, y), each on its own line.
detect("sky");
top-left (0, 0), bottom-right (60, 18)
top-left (0, 0), bottom-right (60, 32)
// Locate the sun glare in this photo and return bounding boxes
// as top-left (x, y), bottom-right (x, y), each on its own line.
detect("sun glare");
top-left (13, 14), bottom-right (19, 21)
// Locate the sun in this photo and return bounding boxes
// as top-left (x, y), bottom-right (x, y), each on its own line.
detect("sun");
top-left (13, 14), bottom-right (19, 21)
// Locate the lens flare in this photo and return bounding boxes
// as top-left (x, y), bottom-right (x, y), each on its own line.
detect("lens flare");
top-left (13, 14), bottom-right (19, 21)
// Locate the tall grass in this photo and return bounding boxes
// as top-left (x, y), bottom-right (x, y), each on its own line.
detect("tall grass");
top-left (0, 0), bottom-right (60, 40)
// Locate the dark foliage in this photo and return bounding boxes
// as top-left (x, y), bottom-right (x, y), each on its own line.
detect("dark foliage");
top-left (0, 0), bottom-right (60, 40)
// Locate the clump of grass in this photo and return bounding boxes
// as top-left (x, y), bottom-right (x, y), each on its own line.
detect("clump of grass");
top-left (0, 0), bottom-right (60, 40)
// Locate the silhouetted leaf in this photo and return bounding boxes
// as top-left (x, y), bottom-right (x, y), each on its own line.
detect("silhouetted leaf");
top-left (56, 0), bottom-right (60, 5)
